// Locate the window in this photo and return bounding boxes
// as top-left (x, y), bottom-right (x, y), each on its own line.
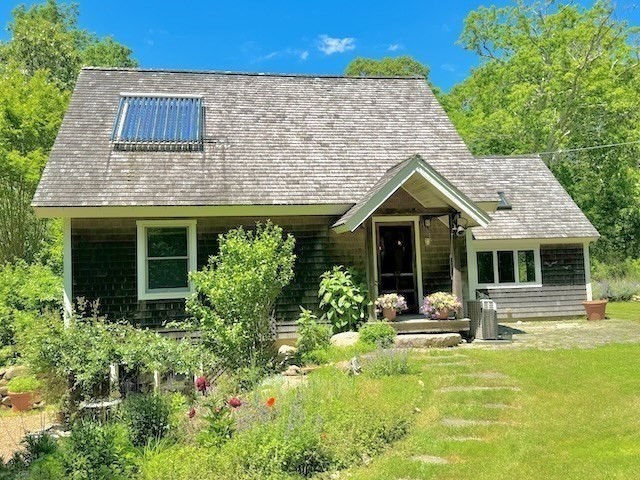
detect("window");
top-left (112, 95), bottom-right (203, 150)
top-left (476, 252), bottom-right (494, 284)
top-left (475, 248), bottom-right (540, 286)
top-left (136, 220), bottom-right (197, 300)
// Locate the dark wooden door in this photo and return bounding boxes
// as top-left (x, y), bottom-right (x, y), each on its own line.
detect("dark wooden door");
top-left (376, 223), bottom-right (418, 313)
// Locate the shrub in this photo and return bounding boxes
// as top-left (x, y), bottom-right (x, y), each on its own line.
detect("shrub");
top-left (594, 278), bottom-right (640, 301)
top-left (318, 266), bottom-right (371, 333)
top-left (186, 221), bottom-right (296, 370)
top-left (295, 307), bottom-right (331, 363)
top-left (7, 374), bottom-right (41, 393)
top-left (364, 348), bottom-right (411, 378)
top-left (197, 397), bottom-right (236, 448)
top-left (60, 421), bottom-right (135, 480)
top-left (117, 393), bottom-right (172, 447)
top-left (358, 322), bottom-right (397, 348)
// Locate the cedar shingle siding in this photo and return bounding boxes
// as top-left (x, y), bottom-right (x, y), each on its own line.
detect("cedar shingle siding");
top-left (72, 217), bottom-right (366, 329)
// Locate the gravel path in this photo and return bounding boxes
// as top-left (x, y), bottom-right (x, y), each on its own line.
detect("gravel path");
top-left (468, 318), bottom-right (640, 350)
top-left (0, 410), bottom-right (53, 461)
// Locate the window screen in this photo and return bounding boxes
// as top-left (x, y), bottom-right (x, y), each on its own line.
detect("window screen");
top-left (497, 250), bottom-right (516, 283)
top-left (477, 251), bottom-right (495, 284)
top-left (518, 250), bottom-right (536, 283)
top-left (146, 227), bottom-right (189, 291)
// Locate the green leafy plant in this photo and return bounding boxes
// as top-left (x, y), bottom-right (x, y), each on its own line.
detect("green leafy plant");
top-left (358, 322), bottom-right (397, 348)
top-left (60, 421), bottom-right (135, 480)
top-left (186, 221), bottom-right (296, 370)
top-left (295, 307), bottom-right (331, 364)
top-left (7, 374), bottom-right (41, 393)
top-left (364, 348), bottom-right (411, 378)
top-left (117, 393), bottom-right (172, 447)
top-left (197, 397), bottom-right (236, 448)
top-left (318, 266), bottom-right (371, 333)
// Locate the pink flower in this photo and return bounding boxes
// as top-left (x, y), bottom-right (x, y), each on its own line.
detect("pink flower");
top-left (188, 407), bottom-right (196, 419)
top-left (228, 397), bottom-right (242, 408)
top-left (195, 376), bottom-right (210, 394)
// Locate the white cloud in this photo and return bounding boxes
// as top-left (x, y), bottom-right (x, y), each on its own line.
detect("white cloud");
top-left (317, 35), bottom-right (356, 55)
top-left (257, 48), bottom-right (309, 62)
top-left (441, 63), bottom-right (456, 72)
top-left (300, 50), bottom-right (309, 60)
top-left (387, 43), bottom-right (403, 52)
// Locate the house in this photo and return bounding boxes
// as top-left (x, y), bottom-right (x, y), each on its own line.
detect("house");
top-left (32, 67), bottom-right (599, 335)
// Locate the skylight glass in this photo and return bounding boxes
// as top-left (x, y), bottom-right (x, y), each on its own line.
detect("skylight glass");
top-left (111, 95), bottom-right (203, 150)
top-left (497, 191), bottom-right (512, 210)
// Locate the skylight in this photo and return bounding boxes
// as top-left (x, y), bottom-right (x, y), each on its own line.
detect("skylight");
top-left (497, 191), bottom-right (512, 210)
top-left (111, 95), bottom-right (203, 150)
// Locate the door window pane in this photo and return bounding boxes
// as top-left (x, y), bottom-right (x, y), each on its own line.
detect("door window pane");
top-left (497, 251), bottom-right (516, 283)
top-left (518, 250), bottom-right (536, 283)
top-left (147, 227), bottom-right (187, 258)
top-left (477, 252), bottom-right (494, 284)
top-left (148, 258), bottom-right (189, 289)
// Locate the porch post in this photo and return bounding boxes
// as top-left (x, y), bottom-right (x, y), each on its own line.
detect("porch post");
top-left (63, 217), bottom-right (73, 327)
top-left (450, 215), bottom-right (464, 306)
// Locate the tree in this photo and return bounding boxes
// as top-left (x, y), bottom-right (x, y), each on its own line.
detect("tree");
top-left (345, 55), bottom-right (430, 78)
top-left (0, 0), bottom-right (137, 88)
top-left (442, 0), bottom-right (640, 260)
top-left (0, 0), bottom-right (137, 265)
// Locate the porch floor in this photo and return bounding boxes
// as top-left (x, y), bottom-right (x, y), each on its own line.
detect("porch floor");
top-left (390, 316), bottom-right (471, 335)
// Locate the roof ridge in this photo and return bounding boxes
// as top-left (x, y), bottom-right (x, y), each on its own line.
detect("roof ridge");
top-left (80, 66), bottom-right (427, 80)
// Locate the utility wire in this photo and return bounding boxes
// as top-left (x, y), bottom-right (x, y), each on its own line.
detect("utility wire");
top-left (525, 139), bottom-right (640, 157)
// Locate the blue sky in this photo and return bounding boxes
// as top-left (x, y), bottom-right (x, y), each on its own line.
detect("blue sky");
top-left (1, 1), bottom-right (639, 90)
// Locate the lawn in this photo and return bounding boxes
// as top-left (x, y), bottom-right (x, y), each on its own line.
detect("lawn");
top-left (607, 301), bottom-right (640, 321)
top-left (344, 341), bottom-right (640, 480)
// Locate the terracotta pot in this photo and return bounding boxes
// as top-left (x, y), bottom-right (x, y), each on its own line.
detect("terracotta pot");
top-left (382, 307), bottom-right (397, 321)
top-left (436, 310), bottom-right (450, 320)
top-left (583, 300), bottom-right (608, 321)
top-left (8, 391), bottom-right (34, 413)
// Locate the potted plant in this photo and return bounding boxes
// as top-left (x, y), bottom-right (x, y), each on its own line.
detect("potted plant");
top-left (583, 297), bottom-right (608, 321)
top-left (7, 375), bottom-right (41, 413)
top-left (421, 292), bottom-right (461, 320)
top-left (375, 293), bottom-right (408, 321)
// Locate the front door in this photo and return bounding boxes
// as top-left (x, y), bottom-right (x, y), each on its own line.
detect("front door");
top-left (376, 223), bottom-right (419, 313)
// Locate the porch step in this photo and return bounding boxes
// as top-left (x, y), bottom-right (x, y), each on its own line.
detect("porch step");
top-left (394, 333), bottom-right (462, 348)
top-left (391, 318), bottom-right (470, 335)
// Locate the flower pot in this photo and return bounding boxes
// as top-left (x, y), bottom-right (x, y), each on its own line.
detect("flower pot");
top-left (8, 391), bottom-right (34, 413)
top-left (382, 307), bottom-right (397, 321)
top-left (436, 310), bottom-right (450, 320)
top-left (583, 300), bottom-right (608, 321)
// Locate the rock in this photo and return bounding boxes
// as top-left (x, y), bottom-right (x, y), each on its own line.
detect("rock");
top-left (334, 357), bottom-right (362, 375)
top-left (278, 345), bottom-right (298, 356)
top-left (300, 366), bottom-right (319, 375)
top-left (0, 378), bottom-right (7, 387)
top-left (394, 333), bottom-right (462, 348)
top-left (413, 455), bottom-right (450, 465)
top-left (330, 331), bottom-right (360, 347)
top-left (282, 365), bottom-right (301, 377)
top-left (0, 386), bottom-right (9, 396)
top-left (0, 367), bottom-right (6, 379)
top-left (3, 365), bottom-right (29, 380)
top-left (1, 395), bottom-right (11, 407)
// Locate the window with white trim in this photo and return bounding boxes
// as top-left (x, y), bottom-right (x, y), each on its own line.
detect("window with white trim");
top-left (476, 249), bottom-right (539, 286)
top-left (136, 220), bottom-right (197, 300)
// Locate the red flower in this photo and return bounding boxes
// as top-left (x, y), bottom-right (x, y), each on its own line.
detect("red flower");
top-left (195, 376), bottom-right (210, 394)
top-left (188, 407), bottom-right (196, 419)
top-left (228, 397), bottom-right (242, 408)
top-left (266, 397), bottom-right (276, 408)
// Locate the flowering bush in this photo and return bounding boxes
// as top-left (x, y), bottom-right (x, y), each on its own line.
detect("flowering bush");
top-left (420, 292), bottom-right (461, 318)
top-left (374, 293), bottom-right (408, 312)
top-left (195, 376), bottom-right (210, 395)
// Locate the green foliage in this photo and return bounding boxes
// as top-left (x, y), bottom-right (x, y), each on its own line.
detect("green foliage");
top-left (593, 279), bottom-right (640, 301)
top-left (17, 305), bottom-right (204, 405)
top-left (117, 394), bottom-right (172, 447)
top-left (295, 307), bottom-right (331, 364)
top-left (0, 0), bottom-right (137, 88)
top-left (592, 258), bottom-right (640, 281)
top-left (442, 0), bottom-right (640, 262)
top-left (0, 261), bottom-right (61, 355)
top-left (60, 421), bottom-right (135, 480)
top-left (197, 397), bottom-right (237, 448)
top-left (186, 221), bottom-right (296, 370)
top-left (364, 348), bottom-right (411, 378)
top-left (345, 55), bottom-right (429, 78)
top-left (318, 266), bottom-right (371, 333)
top-left (358, 321), bottom-right (397, 348)
top-left (7, 374), bottom-right (41, 393)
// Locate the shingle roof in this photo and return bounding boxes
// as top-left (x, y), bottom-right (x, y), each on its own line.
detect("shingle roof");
top-left (33, 67), bottom-right (498, 208)
top-left (470, 155), bottom-right (599, 240)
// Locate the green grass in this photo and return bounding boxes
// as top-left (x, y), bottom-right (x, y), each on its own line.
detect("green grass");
top-left (345, 343), bottom-right (640, 480)
top-left (607, 301), bottom-right (640, 321)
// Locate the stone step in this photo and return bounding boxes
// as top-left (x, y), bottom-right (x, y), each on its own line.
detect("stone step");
top-left (394, 333), bottom-right (462, 348)
top-left (437, 386), bottom-right (521, 393)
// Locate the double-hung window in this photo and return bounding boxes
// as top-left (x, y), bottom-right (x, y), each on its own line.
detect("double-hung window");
top-left (476, 248), bottom-right (540, 287)
top-left (136, 220), bottom-right (197, 300)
